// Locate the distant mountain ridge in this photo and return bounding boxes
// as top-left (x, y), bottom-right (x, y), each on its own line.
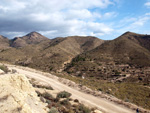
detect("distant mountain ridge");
top-left (0, 31), bottom-right (104, 71)
top-left (63, 32), bottom-right (150, 84)
top-left (0, 31), bottom-right (150, 72)
top-left (10, 32), bottom-right (49, 48)
top-left (0, 31), bottom-right (150, 84)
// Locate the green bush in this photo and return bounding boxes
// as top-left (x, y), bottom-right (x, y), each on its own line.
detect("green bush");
top-left (60, 99), bottom-right (71, 106)
top-left (57, 91), bottom-right (71, 98)
top-left (34, 84), bottom-right (53, 90)
top-left (49, 107), bottom-right (59, 113)
top-left (78, 104), bottom-right (91, 113)
top-left (0, 65), bottom-right (9, 73)
top-left (42, 92), bottom-right (54, 100)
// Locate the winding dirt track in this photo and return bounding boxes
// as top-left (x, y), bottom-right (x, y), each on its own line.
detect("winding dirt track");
top-left (8, 65), bottom-right (135, 113)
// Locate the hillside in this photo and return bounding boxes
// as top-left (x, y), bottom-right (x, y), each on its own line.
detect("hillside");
top-left (0, 35), bottom-right (10, 50)
top-left (66, 32), bottom-right (150, 83)
top-left (19, 36), bottom-right (104, 72)
top-left (121, 32), bottom-right (150, 51)
top-left (0, 33), bottom-right (104, 72)
top-left (10, 32), bottom-right (49, 48)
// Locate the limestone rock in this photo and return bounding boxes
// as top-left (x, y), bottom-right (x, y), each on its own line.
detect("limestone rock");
top-left (0, 74), bottom-right (48, 113)
top-left (0, 69), bottom-right (4, 74)
top-left (93, 109), bottom-right (103, 113)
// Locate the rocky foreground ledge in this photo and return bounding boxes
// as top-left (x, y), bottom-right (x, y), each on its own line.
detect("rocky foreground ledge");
top-left (0, 74), bottom-right (48, 113)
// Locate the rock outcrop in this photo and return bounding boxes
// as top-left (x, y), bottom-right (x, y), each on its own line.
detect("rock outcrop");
top-left (0, 69), bottom-right (4, 74)
top-left (0, 74), bottom-right (48, 113)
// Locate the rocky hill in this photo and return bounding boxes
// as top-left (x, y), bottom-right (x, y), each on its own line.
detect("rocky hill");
top-left (66, 32), bottom-right (150, 83)
top-left (10, 32), bottom-right (49, 48)
top-left (0, 35), bottom-right (10, 50)
top-left (0, 74), bottom-right (48, 113)
top-left (0, 32), bottom-right (104, 72)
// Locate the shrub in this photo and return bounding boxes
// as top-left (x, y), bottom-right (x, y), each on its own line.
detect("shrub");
top-left (0, 65), bottom-right (9, 73)
top-left (35, 91), bottom-right (42, 97)
top-left (34, 84), bottom-right (53, 90)
top-left (78, 104), bottom-right (91, 113)
top-left (11, 69), bottom-right (17, 73)
top-left (57, 91), bottom-right (71, 98)
top-left (49, 107), bottom-right (59, 113)
top-left (60, 99), bottom-right (71, 106)
top-left (42, 92), bottom-right (54, 100)
top-left (74, 99), bottom-right (79, 103)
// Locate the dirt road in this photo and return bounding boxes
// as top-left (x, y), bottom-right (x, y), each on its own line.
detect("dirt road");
top-left (8, 65), bottom-right (135, 113)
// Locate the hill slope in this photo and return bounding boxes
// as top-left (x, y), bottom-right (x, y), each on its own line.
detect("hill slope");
top-left (0, 33), bottom-right (104, 72)
top-left (121, 32), bottom-right (150, 51)
top-left (18, 36), bottom-right (104, 71)
top-left (10, 32), bottom-right (49, 48)
top-left (66, 32), bottom-right (150, 82)
top-left (0, 35), bottom-right (10, 50)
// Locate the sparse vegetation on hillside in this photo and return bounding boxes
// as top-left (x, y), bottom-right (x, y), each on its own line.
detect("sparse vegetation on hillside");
top-left (36, 90), bottom-right (92, 113)
top-left (54, 73), bottom-right (150, 110)
top-left (0, 33), bottom-right (103, 72)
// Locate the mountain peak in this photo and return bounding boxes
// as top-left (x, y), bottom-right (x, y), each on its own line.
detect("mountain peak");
top-left (11, 32), bottom-right (49, 48)
top-left (122, 31), bottom-right (138, 36)
top-left (24, 31), bottom-right (48, 40)
top-left (0, 35), bottom-right (7, 39)
top-left (26, 31), bottom-right (42, 37)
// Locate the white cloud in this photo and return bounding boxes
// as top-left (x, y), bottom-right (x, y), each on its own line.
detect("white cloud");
top-left (103, 12), bottom-right (118, 19)
top-left (145, 13), bottom-right (150, 15)
top-left (0, 0), bottom-right (27, 12)
top-left (116, 14), bottom-right (150, 35)
top-left (145, 2), bottom-right (150, 8)
top-left (87, 22), bottom-right (114, 36)
top-left (30, 13), bottom-right (50, 22)
top-left (0, 0), bottom-right (115, 38)
top-left (0, 5), bottom-right (9, 12)
top-left (65, 9), bottom-right (93, 20)
top-left (131, 16), bottom-right (150, 27)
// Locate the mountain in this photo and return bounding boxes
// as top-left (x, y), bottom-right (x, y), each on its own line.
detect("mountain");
top-left (66, 32), bottom-right (150, 83)
top-left (1, 31), bottom-right (150, 76)
top-left (120, 31), bottom-right (150, 51)
top-left (10, 32), bottom-right (49, 48)
top-left (18, 36), bottom-right (104, 72)
top-left (88, 32), bottom-right (150, 66)
top-left (0, 33), bottom-right (104, 72)
top-left (0, 35), bottom-right (10, 50)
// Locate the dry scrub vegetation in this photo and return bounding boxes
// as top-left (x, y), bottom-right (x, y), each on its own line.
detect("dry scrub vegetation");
top-left (29, 78), bottom-right (94, 113)
top-left (55, 73), bottom-right (150, 110)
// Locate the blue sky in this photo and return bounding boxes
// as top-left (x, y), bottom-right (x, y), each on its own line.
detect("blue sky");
top-left (0, 0), bottom-right (150, 40)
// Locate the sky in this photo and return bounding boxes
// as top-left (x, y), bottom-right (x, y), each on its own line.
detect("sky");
top-left (0, 0), bottom-right (150, 40)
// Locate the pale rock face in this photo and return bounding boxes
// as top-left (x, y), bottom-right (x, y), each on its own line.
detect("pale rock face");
top-left (0, 74), bottom-right (48, 113)
top-left (93, 110), bottom-right (103, 113)
top-left (0, 69), bottom-right (4, 74)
